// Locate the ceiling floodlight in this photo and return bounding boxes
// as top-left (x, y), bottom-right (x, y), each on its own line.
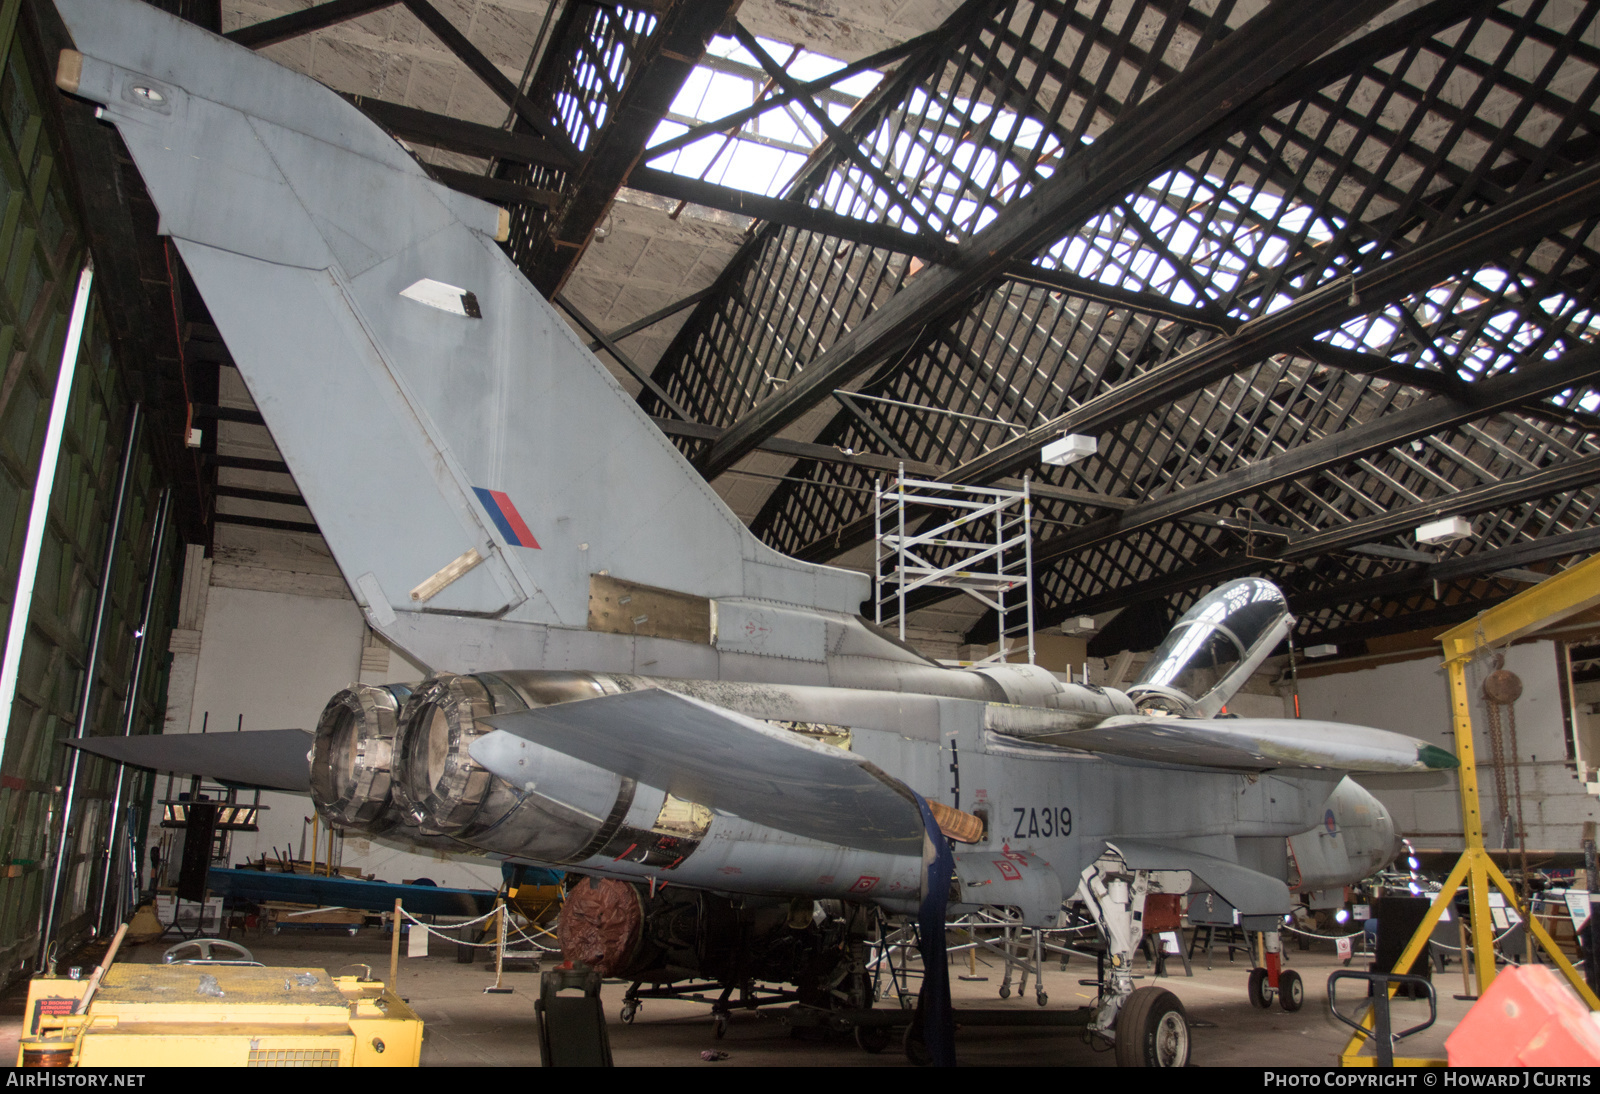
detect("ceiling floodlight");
top-left (1041, 433), bottom-right (1097, 467)
top-left (1060, 616), bottom-right (1096, 635)
top-left (400, 278), bottom-right (482, 318)
top-left (1305, 643), bottom-right (1338, 659)
top-left (1415, 516), bottom-right (1471, 545)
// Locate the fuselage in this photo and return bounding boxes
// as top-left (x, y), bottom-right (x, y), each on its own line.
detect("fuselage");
top-left (316, 668), bottom-right (1399, 925)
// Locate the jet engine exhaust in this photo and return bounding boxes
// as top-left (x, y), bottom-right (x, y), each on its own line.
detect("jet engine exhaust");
top-left (310, 682), bottom-right (410, 832)
top-left (311, 671), bottom-right (641, 862)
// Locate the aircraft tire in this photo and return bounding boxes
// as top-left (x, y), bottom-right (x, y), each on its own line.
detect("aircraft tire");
top-left (1113, 987), bottom-right (1190, 1067)
top-left (1279, 969), bottom-right (1304, 1012)
top-left (1247, 967), bottom-right (1273, 1008)
top-left (854, 1023), bottom-right (892, 1053)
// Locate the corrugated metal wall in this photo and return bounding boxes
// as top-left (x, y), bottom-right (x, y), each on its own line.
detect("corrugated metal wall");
top-left (0, 0), bottom-right (180, 987)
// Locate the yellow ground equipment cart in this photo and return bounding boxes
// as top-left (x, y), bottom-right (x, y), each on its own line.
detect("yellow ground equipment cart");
top-left (19, 964), bottom-right (422, 1067)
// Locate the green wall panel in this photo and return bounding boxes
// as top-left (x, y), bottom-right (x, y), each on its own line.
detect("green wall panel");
top-left (0, 2), bottom-right (181, 986)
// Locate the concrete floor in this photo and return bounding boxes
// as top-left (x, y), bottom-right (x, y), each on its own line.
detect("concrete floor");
top-left (2, 927), bottom-right (1475, 1067)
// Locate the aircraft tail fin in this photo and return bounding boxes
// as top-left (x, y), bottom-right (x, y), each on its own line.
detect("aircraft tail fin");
top-left (54, 0), bottom-right (868, 651)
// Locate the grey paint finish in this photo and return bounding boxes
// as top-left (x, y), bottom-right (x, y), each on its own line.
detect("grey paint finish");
top-left (67, 729), bottom-right (314, 793)
top-left (51, 0), bottom-right (1438, 944)
top-left (483, 689), bottom-right (923, 855)
top-left (999, 714), bottom-right (1442, 773)
top-left (57, 0), bottom-right (867, 652)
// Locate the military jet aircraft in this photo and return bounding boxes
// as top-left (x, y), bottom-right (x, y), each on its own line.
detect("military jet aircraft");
top-left (54, 0), bottom-right (1455, 1067)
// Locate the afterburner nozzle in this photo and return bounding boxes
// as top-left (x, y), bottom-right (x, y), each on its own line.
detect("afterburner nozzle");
top-left (310, 682), bottom-right (412, 832)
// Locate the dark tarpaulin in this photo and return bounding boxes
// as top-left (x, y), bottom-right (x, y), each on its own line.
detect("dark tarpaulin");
top-left (207, 867), bottom-right (498, 916)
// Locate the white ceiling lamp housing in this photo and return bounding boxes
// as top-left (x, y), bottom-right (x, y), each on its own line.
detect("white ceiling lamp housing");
top-left (1042, 433), bottom-right (1097, 467)
top-left (1414, 516), bottom-right (1472, 545)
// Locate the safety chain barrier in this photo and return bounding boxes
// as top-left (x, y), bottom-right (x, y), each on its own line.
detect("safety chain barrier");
top-left (396, 904), bottom-right (560, 951)
top-left (1282, 921), bottom-right (1519, 951)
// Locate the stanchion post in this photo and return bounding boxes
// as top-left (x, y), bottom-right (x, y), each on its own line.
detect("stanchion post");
top-left (485, 897), bottom-right (514, 994)
top-left (390, 898), bottom-right (402, 990)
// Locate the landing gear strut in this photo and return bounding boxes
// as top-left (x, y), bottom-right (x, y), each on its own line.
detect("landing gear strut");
top-left (1077, 848), bottom-right (1193, 1067)
top-left (1248, 930), bottom-right (1303, 1011)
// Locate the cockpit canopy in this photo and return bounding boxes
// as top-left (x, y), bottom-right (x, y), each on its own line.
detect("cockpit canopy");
top-left (1126, 578), bottom-right (1294, 718)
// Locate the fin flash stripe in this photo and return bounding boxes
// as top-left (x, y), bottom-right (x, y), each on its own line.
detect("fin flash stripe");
top-left (474, 487), bottom-right (540, 549)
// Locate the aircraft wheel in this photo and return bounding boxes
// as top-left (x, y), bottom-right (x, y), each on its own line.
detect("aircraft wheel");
top-left (1113, 987), bottom-right (1189, 1068)
top-left (999, 984), bottom-right (1011, 999)
top-left (713, 1013), bottom-right (728, 1039)
top-left (620, 1001), bottom-right (637, 1024)
top-left (854, 1023), bottom-right (891, 1054)
top-left (163, 938), bottom-right (255, 964)
top-left (1036, 992), bottom-right (1048, 1007)
top-left (1247, 967), bottom-right (1273, 1009)
top-left (1279, 970), bottom-right (1304, 1012)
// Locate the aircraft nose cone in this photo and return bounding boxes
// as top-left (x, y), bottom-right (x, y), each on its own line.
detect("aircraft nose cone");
top-left (1372, 796), bottom-right (1402, 872)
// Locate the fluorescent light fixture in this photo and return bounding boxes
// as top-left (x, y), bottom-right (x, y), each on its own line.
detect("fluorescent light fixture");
top-left (1305, 643), bottom-right (1338, 658)
top-left (1041, 433), bottom-right (1097, 467)
top-left (0, 267), bottom-right (93, 755)
top-left (400, 278), bottom-right (482, 318)
top-left (1415, 515), bottom-right (1471, 544)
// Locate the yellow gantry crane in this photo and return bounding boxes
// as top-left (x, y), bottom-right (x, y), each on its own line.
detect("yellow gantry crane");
top-left (1341, 551), bottom-right (1600, 1066)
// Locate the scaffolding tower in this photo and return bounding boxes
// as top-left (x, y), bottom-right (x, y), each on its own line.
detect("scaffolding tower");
top-left (874, 466), bottom-right (1035, 665)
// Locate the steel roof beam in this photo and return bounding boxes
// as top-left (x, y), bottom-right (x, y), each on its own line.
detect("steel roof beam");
top-left (1289, 526), bottom-right (1600, 623)
top-left (627, 167), bottom-right (954, 262)
top-left (694, 0), bottom-right (1395, 482)
top-left (425, 166), bottom-right (560, 207)
top-left (342, 95), bottom-right (573, 170)
top-left (792, 159), bottom-right (1600, 567)
top-left (518, 1), bottom-right (740, 296)
top-left (1029, 342), bottom-right (1600, 566)
top-left (932, 157), bottom-right (1600, 490)
top-left (643, 29), bottom-right (939, 162)
top-left (1280, 453), bottom-right (1600, 563)
top-left (1003, 263), bottom-right (1238, 334)
top-left (964, 452), bottom-right (1600, 642)
top-left (225, 0), bottom-right (398, 49)
top-left (399, 0), bottom-right (572, 153)
top-left (585, 286), bottom-right (714, 351)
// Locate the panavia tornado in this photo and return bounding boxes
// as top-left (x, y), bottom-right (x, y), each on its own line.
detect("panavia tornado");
top-left (53, 0), bottom-right (1453, 1066)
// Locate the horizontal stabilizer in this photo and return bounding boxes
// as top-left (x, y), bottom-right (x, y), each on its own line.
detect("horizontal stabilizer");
top-left (1009, 715), bottom-right (1456, 773)
top-left (1112, 838), bottom-right (1290, 916)
top-left (65, 730), bottom-right (313, 792)
top-left (482, 689), bottom-right (923, 855)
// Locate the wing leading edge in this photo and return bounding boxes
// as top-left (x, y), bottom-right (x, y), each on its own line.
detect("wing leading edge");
top-left (990, 711), bottom-right (1457, 773)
